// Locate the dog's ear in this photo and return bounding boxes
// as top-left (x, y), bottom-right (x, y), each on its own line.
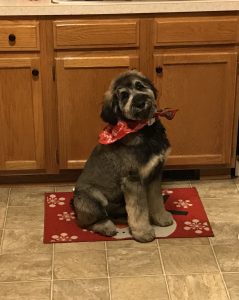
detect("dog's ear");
top-left (100, 91), bottom-right (118, 125)
top-left (150, 82), bottom-right (158, 99)
top-left (144, 77), bottom-right (158, 99)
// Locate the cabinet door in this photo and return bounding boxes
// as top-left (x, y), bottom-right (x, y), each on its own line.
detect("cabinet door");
top-left (56, 55), bottom-right (139, 169)
top-left (154, 52), bottom-right (237, 166)
top-left (0, 57), bottom-right (44, 171)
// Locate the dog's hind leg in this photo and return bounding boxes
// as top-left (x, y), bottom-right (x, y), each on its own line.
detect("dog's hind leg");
top-left (106, 201), bottom-right (128, 224)
top-left (73, 195), bottom-right (117, 237)
top-left (121, 177), bottom-right (155, 243)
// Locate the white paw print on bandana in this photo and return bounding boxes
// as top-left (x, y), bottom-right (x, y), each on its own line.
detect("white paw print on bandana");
top-left (184, 219), bottom-right (210, 234)
top-left (47, 194), bottom-right (66, 208)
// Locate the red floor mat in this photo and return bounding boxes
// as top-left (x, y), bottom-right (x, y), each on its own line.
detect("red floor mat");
top-left (44, 187), bottom-right (214, 243)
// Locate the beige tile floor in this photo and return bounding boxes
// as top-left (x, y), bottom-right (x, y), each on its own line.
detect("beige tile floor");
top-left (0, 179), bottom-right (239, 300)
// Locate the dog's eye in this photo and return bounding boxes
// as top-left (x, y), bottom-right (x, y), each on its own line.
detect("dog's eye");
top-left (120, 91), bottom-right (129, 100)
top-left (135, 81), bottom-right (145, 90)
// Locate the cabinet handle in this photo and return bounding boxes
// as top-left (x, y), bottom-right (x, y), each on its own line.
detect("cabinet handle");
top-left (8, 33), bottom-right (16, 43)
top-left (156, 66), bottom-right (163, 74)
top-left (32, 69), bottom-right (39, 77)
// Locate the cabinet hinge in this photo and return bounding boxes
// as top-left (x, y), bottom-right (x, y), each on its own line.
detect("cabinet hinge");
top-left (52, 64), bottom-right (56, 81)
top-left (56, 149), bottom-right (59, 165)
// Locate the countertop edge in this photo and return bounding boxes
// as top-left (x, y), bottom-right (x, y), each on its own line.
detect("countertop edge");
top-left (1, 1), bottom-right (239, 17)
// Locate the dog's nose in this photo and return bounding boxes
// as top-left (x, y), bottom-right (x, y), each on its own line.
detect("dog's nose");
top-left (133, 95), bottom-right (146, 109)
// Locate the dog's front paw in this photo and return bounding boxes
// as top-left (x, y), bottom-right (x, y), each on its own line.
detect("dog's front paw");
top-left (151, 211), bottom-right (174, 227)
top-left (89, 219), bottom-right (117, 237)
top-left (131, 227), bottom-right (155, 243)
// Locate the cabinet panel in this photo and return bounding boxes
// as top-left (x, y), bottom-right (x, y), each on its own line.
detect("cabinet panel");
top-left (53, 19), bottom-right (139, 49)
top-left (154, 51), bottom-right (237, 166)
top-left (0, 21), bottom-right (40, 51)
top-left (154, 16), bottom-right (238, 46)
top-left (0, 57), bottom-right (45, 170)
top-left (56, 55), bottom-right (139, 169)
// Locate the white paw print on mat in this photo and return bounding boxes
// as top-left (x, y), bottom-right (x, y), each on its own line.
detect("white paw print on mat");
top-left (51, 233), bottom-right (78, 242)
top-left (173, 199), bottom-right (193, 209)
top-left (184, 219), bottom-right (210, 234)
top-left (57, 211), bottom-right (75, 221)
top-left (47, 194), bottom-right (66, 208)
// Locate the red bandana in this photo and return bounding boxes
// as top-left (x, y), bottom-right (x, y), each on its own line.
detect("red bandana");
top-left (99, 108), bottom-right (178, 145)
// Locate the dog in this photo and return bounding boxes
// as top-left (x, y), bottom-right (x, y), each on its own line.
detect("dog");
top-left (72, 70), bottom-right (173, 242)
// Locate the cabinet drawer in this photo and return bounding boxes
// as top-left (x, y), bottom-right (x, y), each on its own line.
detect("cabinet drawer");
top-left (154, 16), bottom-right (239, 46)
top-left (53, 19), bottom-right (139, 49)
top-left (0, 21), bottom-right (40, 51)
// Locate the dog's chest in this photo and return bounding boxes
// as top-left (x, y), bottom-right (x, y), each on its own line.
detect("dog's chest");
top-left (133, 121), bottom-right (170, 179)
top-left (139, 147), bottom-right (171, 179)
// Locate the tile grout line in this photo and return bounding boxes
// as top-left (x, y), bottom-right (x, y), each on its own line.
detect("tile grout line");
top-left (5, 204), bottom-right (46, 208)
top-left (209, 238), bottom-right (231, 300)
top-left (0, 187), bottom-right (12, 254)
top-left (221, 271), bottom-right (239, 274)
top-left (156, 240), bottom-right (172, 300)
top-left (50, 243), bottom-right (55, 300)
top-left (0, 269), bottom-right (233, 282)
top-left (50, 186), bottom-right (58, 300)
top-left (104, 242), bottom-right (112, 300)
top-left (233, 179), bottom-right (239, 192)
top-left (0, 271), bottom-right (230, 284)
top-left (0, 277), bottom-right (108, 284)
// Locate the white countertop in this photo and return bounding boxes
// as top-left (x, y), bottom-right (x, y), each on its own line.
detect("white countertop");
top-left (1, 0), bottom-right (239, 16)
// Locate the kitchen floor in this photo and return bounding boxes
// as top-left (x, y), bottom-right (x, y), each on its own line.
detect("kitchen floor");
top-left (0, 179), bottom-right (239, 300)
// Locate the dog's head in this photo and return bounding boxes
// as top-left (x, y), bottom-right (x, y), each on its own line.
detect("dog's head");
top-left (101, 70), bottom-right (158, 125)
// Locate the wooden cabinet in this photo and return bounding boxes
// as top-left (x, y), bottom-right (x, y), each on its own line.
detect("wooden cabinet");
top-left (0, 20), bottom-right (40, 51)
top-left (56, 55), bottom-right (139, 169)
top-left (0, 15), bottom-right (239, 177)
top-left (53, 19), bottom-right (139, 49)
top-left (0, 20), bottom-right (45, 172)
top-left (153, 16), bottom-right (238, 46)
top-left (0, 56), bottom-right (45, 171)
top-left (153, 16), bottom-right (238, 168)
top-left (54, 18), bottom-right (140, 169)
top-left (154, 51), bottom-right (237, 166)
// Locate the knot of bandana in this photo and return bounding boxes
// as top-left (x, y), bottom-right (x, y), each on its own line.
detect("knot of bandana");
top-left (98, 108), bottom-right (178, 145)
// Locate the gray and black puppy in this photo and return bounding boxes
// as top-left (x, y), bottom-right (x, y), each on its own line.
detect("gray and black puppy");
top-left (73, 70), bottom-right (173, 242)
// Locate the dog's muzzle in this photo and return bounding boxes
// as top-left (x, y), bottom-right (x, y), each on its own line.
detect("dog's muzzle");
top-left (133, 94), bottom-right (148, 109)
top-left (132, 94), bottom-right (155, 119)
